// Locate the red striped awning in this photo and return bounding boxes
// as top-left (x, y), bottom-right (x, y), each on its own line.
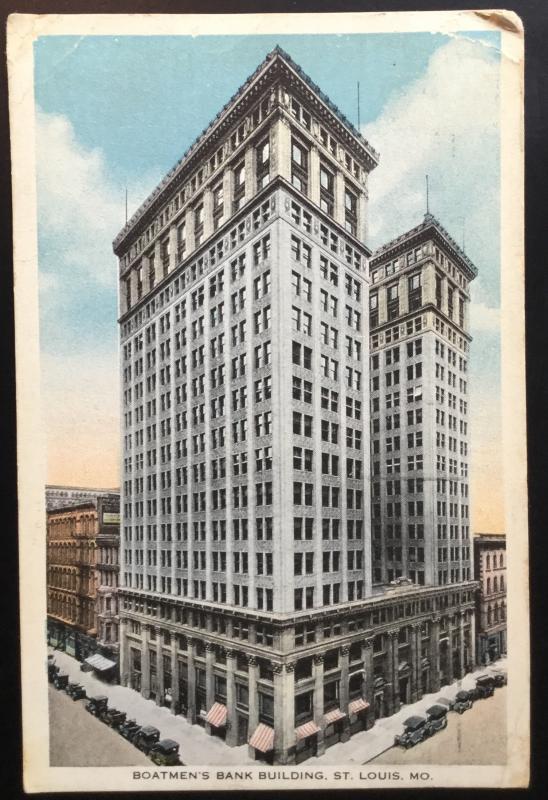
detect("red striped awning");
top-left (324, 708), bottom-right (346, 725)
top-left (205, 702), bottom-right (227, 727)
top-left (295, 720), bottom-right (321, 740)
top-left (249, 723), bottom-right (274, 753)
top-left (349, 698), bottom-right (370, 715)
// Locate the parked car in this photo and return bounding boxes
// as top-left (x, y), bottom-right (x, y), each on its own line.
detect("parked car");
top-left (425, 704), bottom-right (449, 734)
top-left (48, 661), bottom-right (59, 683)
top-left (119, 719), bottom-right (141, 742)
top-left (454, 690), bottom-right (473, 714)
top-left (85, 695), bottom-right (109, 717)
top-left (490, 670), bottom-right (507, 687)
top-left (472, 675), bottom-right (495, 699)
top-left (149, 739), bottom-right (182, 766)
top-left (436, 696), bottom-right (455, 711)
top-left (133, 725), bottom-right (161, 755)
top-left (103, 708), bottom-right (127, 729)
top-left (53, 672), bottom-right (69, 690)
top-left (66, 682), bottom-right (87, 701)
top-left (394, 715), bottom-right (429, 748)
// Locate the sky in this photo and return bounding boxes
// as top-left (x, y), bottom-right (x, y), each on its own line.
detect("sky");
top-left (34, 31), bottom-right (503, 532)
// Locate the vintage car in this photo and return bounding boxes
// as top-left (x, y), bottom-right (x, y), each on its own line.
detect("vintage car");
top-left (66, 682), bottom-right (87, 701)
top-left (425, 704), bottom-right (449, 734)
top-left (453, 690), bottom-right (473, 714)
top-left (490, 670), bottom-right (507, 687)
top-left (472, 675), bottom-right (495, 699)
top-left (148, 739), bottom-right (182, 766)
top-left (394, 715), bottom-right (429, 748)
top-left (85, 695), bottom-right (109, 717)
top-left (436, 696), bottom-right (455, 712)
top-left (133, 725), bottom-right (161, 754)
top-left (48, 661), bottom-right (59, 683)
top-left (103, 708), bottom-right (127, 729)
top-left (53, 672), bottom-right (69, 690)
top-left (119, 719), bottom-right (141, 742)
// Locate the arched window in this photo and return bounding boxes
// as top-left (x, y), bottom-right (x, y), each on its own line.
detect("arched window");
top-left (494, 603), bottom-right (499, 623)
top-left (487, 606), bottom-right (492, 625)
top-left (501, 602), bottom-right (506, 621)
top-left (486, 554), bottom-right (491, 570)
top-left (500, 575), bottom-right (505, 590)
top-left (486, 577), bottom-right (491, 594)
top-left (493, 576), bottom-right (498, 592)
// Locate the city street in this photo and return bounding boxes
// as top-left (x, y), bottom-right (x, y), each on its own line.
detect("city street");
top-left (49, 648), bottom-right (507, 767)
top-left (49, 686), bottom-right (150, 767)
top-left (370, 686), bottom-right (507, 765)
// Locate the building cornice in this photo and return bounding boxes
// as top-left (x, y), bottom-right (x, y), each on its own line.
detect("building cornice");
top-left (113, 46), bottom-right (379, 255)
top-left (370, 214), bottom-right (478, 281)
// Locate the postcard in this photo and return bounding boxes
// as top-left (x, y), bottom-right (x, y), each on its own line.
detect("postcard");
top-left (8, 9), bottom-right (528, 792)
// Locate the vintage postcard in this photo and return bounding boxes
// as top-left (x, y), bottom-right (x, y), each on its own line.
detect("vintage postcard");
top-left (8, 9), bottom-right (528, 792)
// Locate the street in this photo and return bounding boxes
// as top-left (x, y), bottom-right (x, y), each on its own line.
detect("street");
top-left (369, 686), bottom-right (507, 765)
top-left (49, 686), bottom-right (150, 766)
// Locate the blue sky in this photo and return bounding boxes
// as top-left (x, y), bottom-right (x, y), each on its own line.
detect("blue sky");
top-left (34, 31), bottom-right (504, 529)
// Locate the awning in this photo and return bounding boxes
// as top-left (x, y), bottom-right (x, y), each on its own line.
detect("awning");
top-left (205, 702), bottom-right (228, 728)
top-left (85, 653), bottom-right (116, 672)
top-left (349, 698), bottom-right (370, 714)
top-left (295, 720), bottom-right (321, 740)
top-left (249, 723), bottom-right (274, 753)
top-left (324, 708), bottom-right (346, 725)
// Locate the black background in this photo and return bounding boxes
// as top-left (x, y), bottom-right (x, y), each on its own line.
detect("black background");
top-left (0, 1), bottom-right (546, 798)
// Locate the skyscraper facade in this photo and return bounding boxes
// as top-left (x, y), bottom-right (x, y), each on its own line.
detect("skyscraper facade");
top-left (114, 48), bottom-right (477, 765)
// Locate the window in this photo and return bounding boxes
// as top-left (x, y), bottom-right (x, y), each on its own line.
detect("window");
top-left (233, 162), bottom-right (245, 210)
top-left (292, 138), bottom-right (309, 194)
top-left (292, 342), bottom-right (312, 369)
top-left (213, 183), bottom-right (224, 230)
top-left (256, 138), bottom-right (270, 188)
top-left (320, 164), bottom-right (335, 216)
top-left (344, 186), bottom-right (358, 235)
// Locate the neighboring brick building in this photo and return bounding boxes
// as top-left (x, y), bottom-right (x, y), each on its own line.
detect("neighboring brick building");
top-left (47, 493), bottom-right (120, 669)
top-left (473, 533), bottom-right (507, 664)
top-left (46, 484), bottom-right (119, 511)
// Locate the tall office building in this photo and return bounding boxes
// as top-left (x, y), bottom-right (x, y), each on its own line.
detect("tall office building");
top-left (114, 48), bottom-right (477, 765)
top-left (369, 214), bottom-right (476, 587)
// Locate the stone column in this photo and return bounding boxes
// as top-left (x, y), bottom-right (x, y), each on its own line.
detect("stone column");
top-left (429, 616), bottom-right (441, 693)
top-left (313, 653), bottom-right (325, 756)
top-left (129, 268), bottom-right (139, 308)
top-left (446, 617), bottom-right (455, 685)
top-left (170, 633), bottom-right (179, 714)
top-left (169, 224), bottom-right (178, 272)
top-left (222, 167), bottom-right (234, 224)
top-left (362, 637), bottom-right (375, 729)
top-left (204, 642), bottom-right (215, 732)
top-left (185, 205), bottom-right (195, 257)
top-left (247, 655), bottom-right (259, 736)
top-left (458, 612), bottom-right (466, 679)
top-left (141, 253), bottom-right (151, 294)
top-left (309, 145), bottom-right (320, 206)
top-left (273, 662), bottom-right (295, 764)
top-left (186, 637), bottom-right (196, 724)
top-left (334, 170), bottom-right (345, 228)
top-left (225, 649), bottom-right (237, 746)
top-left (339, 646), bottom-right (351, 742)
top-left (203, 187), bottom-right (214, 242)
top-left (154, 238), bottom-right (162, 280)
top-left (141, 624), bottom-right (150, 699)
top-left (119, 616), bottom-right (129, 686)
top-left (273, 115), bottom-right (292, 183)
top-left (155, 627), bottom-right (164, 706)
top-left (244, 144), bottom-right (257, 205)
top-left (410, 623), bottom-right (421, 702)
top-left (389, 631), bottom-right (400, 714)
top-left (358, 191), bottom-right (368, 245)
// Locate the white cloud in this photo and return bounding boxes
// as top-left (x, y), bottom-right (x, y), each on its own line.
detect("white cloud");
top-left (363, 37), bottom-right (500, 304)
top-left (469, 301), bottom-right (500, 333)
top-left (36, 108), bottom-right (161, 290)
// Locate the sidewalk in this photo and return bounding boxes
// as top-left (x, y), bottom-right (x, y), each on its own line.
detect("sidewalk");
top-left (48, 647), bottom-right (506, 766)
top-left (313, 658), bottom-right (508, 765)
top-left (48, 648), bottom-right (255, 765)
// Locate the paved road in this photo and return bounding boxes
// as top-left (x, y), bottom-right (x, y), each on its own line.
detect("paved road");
top-left (369, 686), bottom-right (507, 765)
top-left (49, 686), bottom-right (150, 767)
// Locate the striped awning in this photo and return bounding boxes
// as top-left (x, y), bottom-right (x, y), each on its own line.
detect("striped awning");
top-left (324, 708), bottom-right (346, 725)
top-left (84, 653), bottom-right (116, 672)
top-left (295, 720), bottom-right (321, 740)
top-left (205, 702), bottom-right (227, 727)
top-left (249, 723), bottom-right (274, 753)
top-left (349, 698), bottom-right (370, 714)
